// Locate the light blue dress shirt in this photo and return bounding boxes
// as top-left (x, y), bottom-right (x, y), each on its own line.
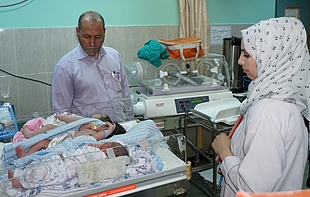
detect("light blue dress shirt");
top-left (51, 44), bottom-right (134, 122)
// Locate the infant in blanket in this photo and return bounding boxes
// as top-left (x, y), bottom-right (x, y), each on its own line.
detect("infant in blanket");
top-left (18, 113), bottom-right (124, 139)
top-left (14, 113), bottom-right (126, 143)
top-left (13, 112), bottom-right (80, 142)
top-left (8, 142), bottom-right (129, 189)
top-left (15, 114), bottom-right (126, 156)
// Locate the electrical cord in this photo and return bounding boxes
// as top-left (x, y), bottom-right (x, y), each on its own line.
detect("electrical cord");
top-left (0, 68), bottom-right (51, 86)
top-left (0, 0), bottom-right (29, 8)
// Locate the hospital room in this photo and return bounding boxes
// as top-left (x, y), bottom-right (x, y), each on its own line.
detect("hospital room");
top-left (0, 0), bottom-right (310, 196)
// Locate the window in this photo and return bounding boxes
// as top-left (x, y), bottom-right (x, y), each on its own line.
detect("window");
top-left (284, 7), bottom-right (300, 19)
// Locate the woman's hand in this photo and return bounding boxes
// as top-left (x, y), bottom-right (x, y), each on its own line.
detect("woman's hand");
top-left (212, 133), bottom-right (233, 161)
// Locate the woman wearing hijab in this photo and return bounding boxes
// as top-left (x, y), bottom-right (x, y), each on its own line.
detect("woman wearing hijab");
top-left (212, 17), bottom-right (310, 197)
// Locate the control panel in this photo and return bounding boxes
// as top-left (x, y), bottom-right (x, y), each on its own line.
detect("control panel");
top-left (175, 96), bottom-right (209, 113)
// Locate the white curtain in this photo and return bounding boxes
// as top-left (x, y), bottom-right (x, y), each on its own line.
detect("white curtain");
top-left (179, 0), bottom-right (210, 54)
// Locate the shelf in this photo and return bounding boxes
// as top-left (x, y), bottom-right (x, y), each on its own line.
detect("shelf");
top-left (184, 110), bottom-right (233, 197)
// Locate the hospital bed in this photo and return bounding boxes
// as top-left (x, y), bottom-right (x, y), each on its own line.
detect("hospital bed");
top-left (0, 118), bottom-right (189, 197)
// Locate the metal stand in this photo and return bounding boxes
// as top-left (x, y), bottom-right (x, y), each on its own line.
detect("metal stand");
top-left (184, 109), bottom-right (233, 197)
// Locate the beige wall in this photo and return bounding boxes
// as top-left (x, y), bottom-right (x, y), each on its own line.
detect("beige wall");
top-left (0, 24), bottom-right (251, 120)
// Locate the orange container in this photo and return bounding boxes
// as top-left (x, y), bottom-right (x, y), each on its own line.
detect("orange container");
top-left (236, 189), bottom-right (310, 197)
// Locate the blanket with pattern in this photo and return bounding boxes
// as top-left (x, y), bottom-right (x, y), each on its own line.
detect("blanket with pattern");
top-left (2, 119), bottom-right (164, 169)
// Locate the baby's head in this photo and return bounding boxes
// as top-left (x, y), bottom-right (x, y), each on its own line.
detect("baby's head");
top-left (91, 114), bottom-right (112, 123)
top-left (101, 142), bottom-right (129, 157)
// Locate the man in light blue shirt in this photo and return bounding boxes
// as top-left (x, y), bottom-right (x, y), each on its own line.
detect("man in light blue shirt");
top-left (52, 11), bottom-right (134, 122)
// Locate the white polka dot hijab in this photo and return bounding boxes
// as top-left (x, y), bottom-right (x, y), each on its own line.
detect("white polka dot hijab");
top-left (240, 17), bottom-right (310, 120)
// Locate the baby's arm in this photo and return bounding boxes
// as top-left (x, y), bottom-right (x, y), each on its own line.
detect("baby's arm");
top-left (98, 122), bottom-right (115, 136)
top-left (76, 122), bottom-right (115, 140)
top-left (55, 114), bottom-right (82, 123)
top-left (91, 130), bottom-right (106, 141)
top-left (79, 123), bottom-right (97, 131)
top-left (22, 124), bottom-right (58, 139)
top-left (17, 140), bottom-right (50, 158)
top-left (12, 178), bottom-right (24, 189)
top-left (75, 129), bottom-right (106, 141)
top-left (74, 129), bottom-right (97, 137)
top-left (93, 122), bottom-right (116, 140)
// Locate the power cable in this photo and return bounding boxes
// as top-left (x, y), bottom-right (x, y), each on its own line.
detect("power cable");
top-left (0, 68), bottom-right (51, 86)
top-left (0, 0), bottom-right (28, 8)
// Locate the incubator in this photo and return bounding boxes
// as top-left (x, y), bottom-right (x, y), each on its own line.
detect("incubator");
top-left (126, 53), bottom-right (230, 96)
top-left (126, 54), bottom-right (240, 120)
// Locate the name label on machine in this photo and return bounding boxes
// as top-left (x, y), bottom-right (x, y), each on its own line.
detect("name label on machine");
top-left (155, 102), bottom-right (164, 107)
top-left (155, 122), bottom-right (165, 129)
top-left (175, 96), bottom-right (209, 113)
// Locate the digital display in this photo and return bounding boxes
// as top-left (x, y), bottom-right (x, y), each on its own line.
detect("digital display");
top-left (192, 99), bottom-right (203, 104)
top-left (175, 96), bottom-right (209, 113)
